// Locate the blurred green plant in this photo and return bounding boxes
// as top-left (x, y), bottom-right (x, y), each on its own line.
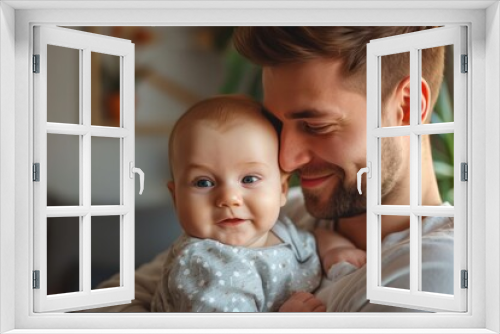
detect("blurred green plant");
top-left (431, 80), bottom-right (455, 205)
top-left (219, 47), bottom-right (263, 101)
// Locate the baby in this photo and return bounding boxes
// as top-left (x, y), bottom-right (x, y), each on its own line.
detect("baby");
top-left (151, 95), bottom-right (363, 313)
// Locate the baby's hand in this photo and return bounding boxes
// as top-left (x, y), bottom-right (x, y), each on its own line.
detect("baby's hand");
top-left (278, 291), bottom-right (326, 312)
top-left (322, 246), bottom-right (366, 273)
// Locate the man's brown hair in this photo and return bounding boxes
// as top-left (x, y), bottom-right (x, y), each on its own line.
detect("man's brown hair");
top-left (232, 27), bottom-right (445, 113)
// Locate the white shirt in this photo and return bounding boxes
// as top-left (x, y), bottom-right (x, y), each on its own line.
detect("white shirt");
top-left (282, 187), bottom-right (454, 312)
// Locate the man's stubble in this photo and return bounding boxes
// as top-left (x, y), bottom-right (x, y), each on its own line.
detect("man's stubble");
top-left (302, 136), bottom-right (403, 221)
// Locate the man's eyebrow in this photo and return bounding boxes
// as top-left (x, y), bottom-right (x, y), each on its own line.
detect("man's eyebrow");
top-left (284, 109), bottom-right (332, 120)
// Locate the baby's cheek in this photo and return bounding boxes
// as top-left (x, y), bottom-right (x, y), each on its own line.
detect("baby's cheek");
top-left (253, 189), bottom-right (282, 219)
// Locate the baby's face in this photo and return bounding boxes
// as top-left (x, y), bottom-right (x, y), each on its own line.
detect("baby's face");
top-left (169, 118), bottom-right (287, 248)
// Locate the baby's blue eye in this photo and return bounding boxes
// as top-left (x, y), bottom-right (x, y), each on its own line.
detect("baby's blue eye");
top-left (242, 175), bottom-right (259, 184)
top-left (195, 179), bottom-right (214, 188)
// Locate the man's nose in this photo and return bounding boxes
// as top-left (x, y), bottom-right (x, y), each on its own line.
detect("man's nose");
top-left (215, 185), bottom-right (242, 208)
top-left (279, 127), bottom-right (311, 173)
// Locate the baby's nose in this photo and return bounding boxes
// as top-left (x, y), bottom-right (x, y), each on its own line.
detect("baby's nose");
top-left (216, 187), bottom-right (242, 207)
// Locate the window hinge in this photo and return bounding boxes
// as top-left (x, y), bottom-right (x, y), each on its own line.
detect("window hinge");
top-left (33, 54), bottom-right (40, 73)
top-left (33, 163), bottom-right (40, 182)
top-left (461, 54), bottom-right (468, 73)
top-left (461, 270), bottom-right (468, 289)
top-left (461, 162), bottom-right (468, 181)
top-left (33, 270), bottom-right (40, 289)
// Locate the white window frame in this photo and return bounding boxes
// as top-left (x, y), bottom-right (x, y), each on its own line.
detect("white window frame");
top-left (33, 26), bottom-right (136, 313)
top-left (365, 26), bottom-right (468, 312)
top-left (0, 2), bottom-right (498, 333)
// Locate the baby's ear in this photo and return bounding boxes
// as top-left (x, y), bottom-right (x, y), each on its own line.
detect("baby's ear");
top-left (280, 173), bottom-right (290, 207)
top-left (167, 181), bottom-right (176, 206)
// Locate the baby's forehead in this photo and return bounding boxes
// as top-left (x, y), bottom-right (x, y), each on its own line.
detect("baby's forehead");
top-left (175, 113), bottom-right (277, 143)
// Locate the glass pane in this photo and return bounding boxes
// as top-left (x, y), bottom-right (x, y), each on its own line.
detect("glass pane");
top-left (381, 215), bottom-right (410, 290)
top-left (380, 51), bottom-right (410, 128)
top-left (91, 137), bottom-right (121, 205)
top-left (91, 52), bottom-right (121, 127)
top-left (422, 45), bottom-right (454, 125)
top-left (47, 217), bottom-right (80, 295)
top-left (423, 134), bottom-right (454, 205)
top-left (420, 215), bottom-right (454, 295)
top-left (91, 216), bottom-right (120, 290)
top-left (47, 134), bottom-right (79, 206)
top-left (380, 136), bottom-right (410, 205)
top-left (47, 45), bottom-right (80, 124)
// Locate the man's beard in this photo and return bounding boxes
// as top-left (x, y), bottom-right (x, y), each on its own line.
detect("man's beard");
top-left (300, 138), bottom-right (401, 221)
top-left (301, 167), bottom-right (366, 221)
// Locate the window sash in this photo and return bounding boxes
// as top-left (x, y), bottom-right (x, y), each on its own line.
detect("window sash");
top-left (366, 25), bottom-right (468, 312)
top-left (33, 25), bottom-right (136, 313)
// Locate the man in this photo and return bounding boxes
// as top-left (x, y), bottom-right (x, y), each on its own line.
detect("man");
top-left (232, 27), bottom-right (453, 312)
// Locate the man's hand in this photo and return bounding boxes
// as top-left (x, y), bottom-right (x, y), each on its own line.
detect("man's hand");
top-left (322, 246), bottom-right (366, 273)
top-left (279, 291), bottom-right (326, 312)
top-left (313, 227), bottom-right (366, 273)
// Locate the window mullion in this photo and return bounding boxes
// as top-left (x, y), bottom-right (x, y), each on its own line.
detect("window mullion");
top-left (82, 47), bottom-right (92, 294)
top-left (409, 47), bottom-right (420, 294)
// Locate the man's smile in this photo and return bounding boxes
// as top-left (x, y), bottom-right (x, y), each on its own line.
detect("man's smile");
top-left (300, 174), bottom-right (334, 188)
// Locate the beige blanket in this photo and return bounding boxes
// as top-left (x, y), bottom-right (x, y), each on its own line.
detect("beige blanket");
top-left (82, 248), bottom-right (169, 312)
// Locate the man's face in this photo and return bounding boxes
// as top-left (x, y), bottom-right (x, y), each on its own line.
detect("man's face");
top-left (263, 58), bottom-right (404, 220)
top-left (169, 118), bottom-right (287, 248)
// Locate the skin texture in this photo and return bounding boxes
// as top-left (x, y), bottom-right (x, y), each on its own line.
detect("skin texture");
top-left (168, 116), bottom-right (288, 249)
top-left (279, 291), bottom-right (327, 312)
top-left (262, 58), bottom-right (442, 252)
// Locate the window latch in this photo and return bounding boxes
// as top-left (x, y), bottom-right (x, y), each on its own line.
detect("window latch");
top-left (357, 162), bottom-right (372, 195)
top-left (129, 162), bottom-right (144, 195)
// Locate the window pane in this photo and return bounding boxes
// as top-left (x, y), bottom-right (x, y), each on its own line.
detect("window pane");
top-left (47, 217), bottom-right (80, 295)
top-left (420, 215), bottom-right (454, 295)
top-left (424, 134), bottom-right (454, 205)
top-left (47, 45), bottom-right (80, 124)
top-left (47, 134), bottom-right (80, 206)
top-left (380, 136), bottom-right (410, 205)
top-left (422, 45), bottom-right (454, 125)
top-left (91, 52), bottom-right (121, 127)
top-left (381, 215), bottom-right (410, 290)
top-left (380, 51), bottom-right (410, 128)
top-left (91, 216), bottom-right (120, 290)
top-left (91, 137), bottom-right (121, 205)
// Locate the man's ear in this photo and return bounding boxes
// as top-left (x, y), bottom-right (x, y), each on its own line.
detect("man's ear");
top-left (420, 78), bottom-right (431, 124)
top-left (279, 173), bottom-right (290, 207)
top-left (167, 181), bottom-right (176, 206)
top-left (395, 76), bottom-right (431, 125)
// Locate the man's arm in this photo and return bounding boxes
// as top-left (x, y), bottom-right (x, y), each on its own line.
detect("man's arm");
top-left (279, 291), bottom-right (326, 312)
top-left (313, 227), bottom-right (366, 273)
